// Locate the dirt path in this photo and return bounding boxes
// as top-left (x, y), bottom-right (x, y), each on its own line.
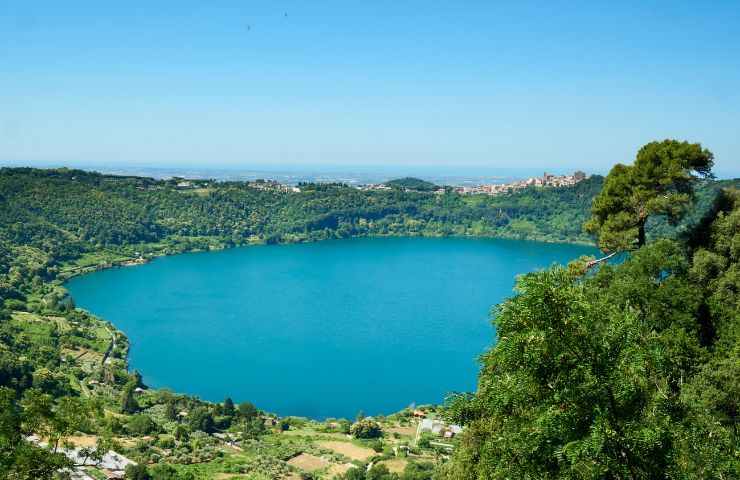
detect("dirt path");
top-left (101, 326), bottom-right (116, 366)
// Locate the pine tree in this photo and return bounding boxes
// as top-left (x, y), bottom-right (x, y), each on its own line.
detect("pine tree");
top-left (120, 383), bottom-right (138, 414)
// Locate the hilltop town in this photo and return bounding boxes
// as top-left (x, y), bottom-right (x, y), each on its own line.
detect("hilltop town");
top-left (356, 171), bottom-right (589, 195)
top-left (169, 171), bottom-right (590, 197)
top-left (452, 170), bottom-right (587, 195)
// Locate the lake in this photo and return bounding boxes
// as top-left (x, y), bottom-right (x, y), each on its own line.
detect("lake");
top-left (66, 237), bottom-right (597, 419)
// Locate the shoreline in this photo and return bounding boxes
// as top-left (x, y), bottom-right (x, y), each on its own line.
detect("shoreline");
top-left (59, 232), bottom-right (597, 419)
top-left (58, 231), bottom-right (596, 282)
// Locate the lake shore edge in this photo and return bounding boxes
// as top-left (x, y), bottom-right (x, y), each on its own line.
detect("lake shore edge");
top-left (59, 232), bottom-right (598, 419)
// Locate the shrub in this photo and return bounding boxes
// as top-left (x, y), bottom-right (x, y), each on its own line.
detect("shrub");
top-left (127, 414), bottom-right (157, 436)
top-left (4, 299), bottom-right (26, 311)
top-left (350, 419), bottom-right (382, 439)
top-left (124, 464), bottom-right (150, 480)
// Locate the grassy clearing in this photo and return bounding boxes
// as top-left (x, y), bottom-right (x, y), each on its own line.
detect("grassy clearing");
top-left (67, 435), bottom-right (99, 447)
top-left (328, 463), bottom-right (355, 477)
top-left (387, 424), bottom-right (417, 438)
top-left (378, 458), bottom-right (409, 473)
top-left (317, 441), bottom-right (375, 462)
top-left (10, 312), bottom-right (58, 346)
top-left (286, 452), bottom-right (329, 472)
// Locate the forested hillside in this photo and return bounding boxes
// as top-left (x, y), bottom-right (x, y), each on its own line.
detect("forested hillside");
top-left (442, 191), bottom-right (740, 478)
top-left (0, 167), bottom-right (605, 284)
top-left (441, 141), bottom-right (739, 479)
top-left (0, 168), bottom-right (607, 479)
top-left (0, 168), bottom-right (601, 249)
top-left (0, 159), bottom-right (738, 479)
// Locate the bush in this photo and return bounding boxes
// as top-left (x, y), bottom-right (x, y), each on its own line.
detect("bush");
top-left (237, 401), bottom-right (257, 419)
top-left (4, 299), bottom-right (26, 311)
top-left (156, 435), bottom-right (175, 449)
top-left (339, 419), bottom-right (352, 434)
top-left (125, 464), bottom-right (150, 480)
top-left (149, 464), bottom-right (192, 480)
top-left (245, 417), bottom-right (267, 438)
top-left (417, 433), bottom-right (434, 449)
top-left (187, 407), bottom-right (215, 433)
top-left (402, 461), bottom-right (435, 480)
top-left (350, 419), bottom-right (382, 439)
top-left (174, 424), bottom-right (189, 441)
top-left (127, 414), bottom-right (157, 436)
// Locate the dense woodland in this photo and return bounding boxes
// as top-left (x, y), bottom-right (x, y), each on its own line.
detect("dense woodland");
top-left (0, 146), bottom-right (738, 479)
top-left (442, 141), bottom-right (739, 479)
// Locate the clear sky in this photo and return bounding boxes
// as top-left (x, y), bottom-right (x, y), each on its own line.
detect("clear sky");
top-left (1, 1), bottom-right (739, 176)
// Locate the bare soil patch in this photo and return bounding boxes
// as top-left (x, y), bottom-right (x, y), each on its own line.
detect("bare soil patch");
top-left (379, 458), bottom-right (409, 473)
top-left (328, 463), bottom-right (356, 477)
top-left (317, 441), bottom-right (375, 461)
top-left (287, 453), bottom-right (329, 472)
top-left (67, 435), bottom-right (98, 447)
top-left (388, 424), bottom-right (417, 437)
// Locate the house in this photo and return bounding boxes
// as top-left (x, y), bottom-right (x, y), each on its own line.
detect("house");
top-left (418, 419), bottom-right (464, 439)
top-left (262, 416), bottom-right (278, 427)
top-left (419, 418), bottom-right (444, 435)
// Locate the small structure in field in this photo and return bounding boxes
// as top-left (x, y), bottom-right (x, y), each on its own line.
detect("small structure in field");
top-left (418, 418), bottom-right (464, 440)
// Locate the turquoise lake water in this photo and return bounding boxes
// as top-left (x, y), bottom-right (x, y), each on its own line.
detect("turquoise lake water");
top-left (66, 237), bottom-right (597, 419)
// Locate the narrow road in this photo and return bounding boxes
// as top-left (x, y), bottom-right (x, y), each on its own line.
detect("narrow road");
top-left (101, 326), bottom-right (116, 366)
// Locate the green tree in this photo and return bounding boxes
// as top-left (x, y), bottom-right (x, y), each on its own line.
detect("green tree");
top-left (340, 467), bottom-right (366, 480)
top-left (89, 434), bottom-right (115, 467)
top-left (237, 401), bottom-right (257, 419)
top-left (150, 463), bottom-right (194, 480)
top-left (585, 140), bottom-right (713, 251)
top-left (241, 417), bottom-right (266, 439)
top-left (367, 464), bottom-right (398, 480)
top-left (223, 397), bottom-right (235, 417)
top-left (131, 370), bottom-right (144, 388)
top-left (188, 407), bottom-right (215, 433)
top-left (49, 396), bottom-right (91, 452)
top-left (444, 244), bottom-right (712, 479)
top-left (401, 462), bottom-right (435, 480)
top-left (350, 419), bottom-right (382, 439)
top-left (174, 424), bottom-right (189, 441)
top-left (0, 387), bottom-right (71, 479)
top-left (126, 414), bottom-right (157, 436)
top-left (120, 382), bottom-right (139, 414)
top-left (338, 419), bottom-right (352, 434)
top-left (164, 399), bottom-right (177, 421)
top-left (125, 463), bottom-right (151, 480)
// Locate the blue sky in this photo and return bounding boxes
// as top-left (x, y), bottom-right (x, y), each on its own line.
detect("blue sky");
top-left (1, 1), bottom-right (739, 176)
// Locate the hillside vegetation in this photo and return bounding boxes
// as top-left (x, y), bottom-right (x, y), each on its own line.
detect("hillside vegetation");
top-left (0, 149), bottom-right (738, 479)
top-left (442, 141), bottom-right (739, 479)
top-left (0, 168), bottom-right (606, 479)
top-left (383, 177), bottom-right (438, 192)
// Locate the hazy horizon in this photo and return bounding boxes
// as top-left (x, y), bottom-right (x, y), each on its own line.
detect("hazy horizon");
top-left (2, 2), bottom-right (739, 176)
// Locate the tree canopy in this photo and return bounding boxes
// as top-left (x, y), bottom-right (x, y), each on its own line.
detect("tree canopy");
top-left (0, 163), bottom-right (737, 478)
top-left (444, 187), bottom-right (740, 479)
top-left (585, 140), bottom-right (714, 252)
top-left (384, 177), bottom-right (438, 191)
